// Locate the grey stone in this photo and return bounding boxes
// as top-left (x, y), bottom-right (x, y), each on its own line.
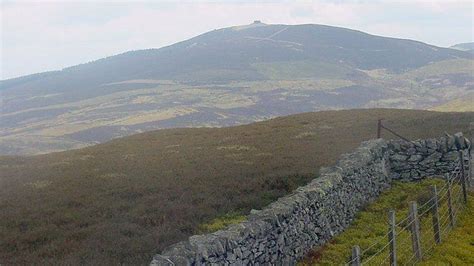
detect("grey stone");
top-left (150, 255), bottom-right (174, 266)
top-left (454, 132), bottom-right (465, 149)
top-left (233, 248), bottom-right (242, 258)
top-left (447, 134), bottom-right (455, 150)
top-left (408, 154), bottom-right (423, 162)
top-left (150, 134), bottom-right (469, 266)
top-left (391, 153), bottom-right (408, 161)
top-left (406, 147), bottom-right (417, 155)
top-left (226, 252), bottom-right (236, 261)
top-left (442, 151), bottom-right (458, 162)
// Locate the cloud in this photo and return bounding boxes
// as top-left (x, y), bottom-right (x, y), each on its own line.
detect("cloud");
top-left (1, 0), bottom-right (472, 79)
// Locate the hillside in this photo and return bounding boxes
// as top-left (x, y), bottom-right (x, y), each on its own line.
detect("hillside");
top-left (1, 22), bottom-right (473, 155)
top-left (2, 23), bottom-right (469, 90)
top-left (451, 42), bottom-right (474, 51)
top-left (432, 92), bottom-right (474, 112)
top-left (1, 109), bottom-right (474, 264)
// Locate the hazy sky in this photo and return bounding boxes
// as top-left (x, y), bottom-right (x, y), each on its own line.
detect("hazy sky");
top-left (1, 0), bottom-right (473, 80)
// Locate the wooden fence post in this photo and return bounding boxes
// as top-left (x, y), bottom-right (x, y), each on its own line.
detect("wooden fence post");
top-left (377, 119), bottom-right (383, 138)
top-left (469, 149), bottom-right (473, 188)
top-left (431, 185), bottom-right (441, 244)
top-left (388, 210), bottom-right (397, 266)
top-left (409, 201), bottom-right (422, 261)
top-left (446, 174), bottom-right (455, 228)
top-left (469, 145), bottom-right (472, 187)
top-left (351, 245), bottom-right (361, 266)
top-left (459, 150), bottom-right (468, 203)
top-left (470, 122), bottom-right (474, 148)
top-left (470, 122), bottom-right (474, 186)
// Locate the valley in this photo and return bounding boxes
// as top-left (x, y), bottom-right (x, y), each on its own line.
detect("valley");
top-left (1, 23), bottom-right (473, 155)
top-left (2, 60), bottom-right (473, 155)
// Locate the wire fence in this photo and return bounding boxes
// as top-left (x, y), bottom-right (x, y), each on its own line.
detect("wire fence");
top-left (347, 149), bottom-right (472, 266)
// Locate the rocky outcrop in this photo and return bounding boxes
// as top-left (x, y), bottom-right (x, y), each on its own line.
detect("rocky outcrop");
top-left (151, 133), bottom-right (471, 266)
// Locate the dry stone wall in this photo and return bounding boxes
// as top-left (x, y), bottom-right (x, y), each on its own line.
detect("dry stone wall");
top-left (151, 133), bottom-right (471, 266)
top-left (389, 133), bottom-right (471, 180)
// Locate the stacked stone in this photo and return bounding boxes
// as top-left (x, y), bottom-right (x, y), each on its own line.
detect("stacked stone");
top-left (151, 139), bottom-right (390, 265)
top-left (150, 133), bottom-right (470, 266)
top-left (388, 133), bottom-right (471, 181)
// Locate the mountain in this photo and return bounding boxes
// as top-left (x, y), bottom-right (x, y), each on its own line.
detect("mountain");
top-left (1, 22), bottom-right (473, 155)
top-left (450, 42), bottom-right (474, 52)
top-left (2, 23), bottom-right (470, 90)
top-left (1, 109), bottom-right (473, 264)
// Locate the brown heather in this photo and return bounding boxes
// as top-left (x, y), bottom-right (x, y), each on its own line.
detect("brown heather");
top-left (1, 109), bottom-right (473, 264)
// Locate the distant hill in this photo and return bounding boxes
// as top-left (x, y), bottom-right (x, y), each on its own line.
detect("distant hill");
top-left (431, 92), bottom-right (474, 112)
top-left (1, 22), bottom-right (473, 155)
top-left (1, 109), bottom-right (473, 264)
top-left (450, 42), bottom-right (474, 51)
top-left (450, 42), bottom-right (474, 54)
top-left (3, 23), bottom-right (470, 90)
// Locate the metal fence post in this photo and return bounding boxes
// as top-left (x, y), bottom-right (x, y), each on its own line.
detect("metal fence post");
top-left (351, 245), bottom-right (361, 266)
top-left (446, 174), bottom-right (455, 228)
top-left (409, 201), bottom-right (422, 261)
top-left (458, 150), bottom-right (468, 203)
top-left (431, 185), bottom-right (441, 244)
top-left (388, 210), bottom-right (397, 266)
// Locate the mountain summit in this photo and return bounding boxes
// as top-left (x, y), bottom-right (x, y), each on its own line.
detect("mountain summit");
top-left (2, 23), bottom-right (470, 89)
top-left (1, 23), bottom-right (473, 155)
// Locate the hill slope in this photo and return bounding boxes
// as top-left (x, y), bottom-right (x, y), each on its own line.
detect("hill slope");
top-left (431, 92), bottom-right (474, 112)
top-left (1, 23), bottom-right (473, 155)
top-left (2, 23), bottom-right (469, 90)
top-left (1, 109), bottom-right (473, 264)
top-left (450, 42), bottom-right (474, 51)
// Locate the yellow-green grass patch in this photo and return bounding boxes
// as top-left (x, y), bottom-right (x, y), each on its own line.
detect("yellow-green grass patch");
top-left (300, 178), bottom-right (472, 265)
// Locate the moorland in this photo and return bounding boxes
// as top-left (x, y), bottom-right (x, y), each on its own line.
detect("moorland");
top-left (1, 109), bottom-right (474, 264)
top-left (1, 23), bottom-right (473, 155)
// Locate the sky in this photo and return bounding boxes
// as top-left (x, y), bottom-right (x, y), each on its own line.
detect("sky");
top-left (1, 0), bottom-right (473, 80)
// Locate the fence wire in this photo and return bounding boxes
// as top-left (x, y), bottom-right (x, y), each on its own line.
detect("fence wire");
top-left (346, 152), bottom-right (471, 266)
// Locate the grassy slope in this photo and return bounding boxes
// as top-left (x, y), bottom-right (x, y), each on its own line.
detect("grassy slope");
top-left (431, 92), bottom-right (474, 112)
top-left (2, 58), bottom-right (473, 156)
top-left (301, 180), bottom-right (474, 265)
top-left (1, 109), bottom-right (474, 264)
top-left (251, 61), bottom-right (358, 80)
top-left (401, 59), bottom-right (474, 80)
top-left (420, 194), bottom-right (474, 265)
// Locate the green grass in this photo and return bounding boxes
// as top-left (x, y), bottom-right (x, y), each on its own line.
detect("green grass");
top-left (419, 191), bottom-right (474, 265)
top-left (402, 59), bottom-right (474, 80)
top-left (300, 179), bottom-right (473, 265)
top-left (1, 109), bottom-right (474, 264)
top-left (432, 92), bottom-right (474, 112)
